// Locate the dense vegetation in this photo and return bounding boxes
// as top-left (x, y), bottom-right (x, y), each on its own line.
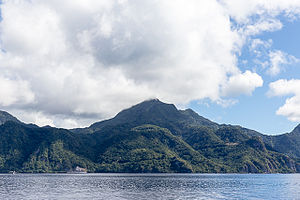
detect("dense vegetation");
top-left (0, 111), bottom-right (20, 125)
top-left (0, 99), bottom-right (300, 173)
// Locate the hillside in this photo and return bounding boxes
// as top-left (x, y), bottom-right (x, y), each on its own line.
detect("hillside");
top-left (0, 99), bottom-right (300, 173)
top-left (0, 111), bottom-right (20, 125)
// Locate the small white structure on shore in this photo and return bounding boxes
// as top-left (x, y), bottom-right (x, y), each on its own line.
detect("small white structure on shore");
top-left (74, 166), bottom-right (87, 173)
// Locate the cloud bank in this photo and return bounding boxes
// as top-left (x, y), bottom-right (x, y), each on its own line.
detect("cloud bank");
top-left (268, 79), bottom-right (300, 122)
top-left (0, 0), bottom-right (300, 127)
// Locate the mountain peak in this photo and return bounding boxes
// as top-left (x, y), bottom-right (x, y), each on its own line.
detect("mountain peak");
top-left (87, 99), bottom-right (218, 134)
top-left (292, 124), bottom-right (300, 134)
top-left (144, 98), bottom-right (161, 102)
top-left (135, 98), bottom-right (166, 107)
top-left (114, 98), bottom-right (180, 121)
top-left (88, 99), bottom-right (182, 132)
top-left (0, 110), bottom-right (20, 125)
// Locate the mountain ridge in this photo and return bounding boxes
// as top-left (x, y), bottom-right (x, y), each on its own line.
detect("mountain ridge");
top-left (1, 99), bottom-right (300, 173)
top-left (0, 110), bottom-right (21, 126)
top-left (72, 99), bottom-right (219, 134)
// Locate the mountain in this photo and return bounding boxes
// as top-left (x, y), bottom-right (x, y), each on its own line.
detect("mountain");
top-left (0, 121), bottom-right (97, 173)
top-left (0, 110), bottom-right (20, 125)
top-left (0, 99), bottom-right (300, 173)
top-left (263, 124), bottom-right (300, 159)
top-left (73, 99), bottom-right (218, 134)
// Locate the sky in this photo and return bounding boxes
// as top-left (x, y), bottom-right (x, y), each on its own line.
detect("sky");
top-left (0, 0), bottom-right (300, 135)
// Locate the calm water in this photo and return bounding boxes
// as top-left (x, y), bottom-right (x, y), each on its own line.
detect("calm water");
top-left (0, 173), bottom-right (299, 200)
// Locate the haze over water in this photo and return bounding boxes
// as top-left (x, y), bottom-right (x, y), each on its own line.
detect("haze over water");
top-left (0, 173), bottom-right (299, 200)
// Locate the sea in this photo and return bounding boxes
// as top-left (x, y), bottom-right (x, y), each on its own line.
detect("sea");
top-left (0, 173), bottom-right (299, 200)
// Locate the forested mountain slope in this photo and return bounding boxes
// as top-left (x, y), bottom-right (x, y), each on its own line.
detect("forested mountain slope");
top-left (1, 99), bottom-right (300, 173)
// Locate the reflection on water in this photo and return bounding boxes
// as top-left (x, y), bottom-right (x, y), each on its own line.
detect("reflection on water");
top-left (0, 173), bottom-right (299, 200)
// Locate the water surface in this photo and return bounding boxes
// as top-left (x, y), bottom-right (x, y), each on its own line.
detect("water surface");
top-left (0, 173), bottom-right (299, 199)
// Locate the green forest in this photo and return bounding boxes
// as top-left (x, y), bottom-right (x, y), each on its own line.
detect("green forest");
top-left (0, 99), bottom-right (300, 173)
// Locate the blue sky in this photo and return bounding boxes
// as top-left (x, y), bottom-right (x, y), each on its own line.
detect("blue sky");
top-left (190, 17), bottom-right (300, 135)
top-left (1, 1), bottom-right (300, 134)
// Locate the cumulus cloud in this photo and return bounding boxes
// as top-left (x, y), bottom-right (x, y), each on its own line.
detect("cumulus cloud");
top-left (221, 0), bottom-right (300, 23)
top-left (222, 70), bottom-right (263, 97)
top-left (267, 50), bottom-right (299, 76)
top-left (250, 38), bottom-right (273, 58)
top-left (268, 79), bottom-right (300, 121)
top-left (0, 76), bottom-right (34, 106)
top-left (242, 18), bottom-right (283, 36)
top-left (249, 39), bottom-right (299, 76)
top-left (0, 0), bottom-right (299, 127)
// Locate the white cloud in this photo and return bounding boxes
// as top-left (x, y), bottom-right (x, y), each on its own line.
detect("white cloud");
top-left (250, 39), bottom-right (272, 56)
top-left (222, 70), bottom-right (263, 97)
top-left (249, 39), bottom-right (298, 76)
top-left (31, 112), bottom-right (55, 128)
top-left (221, 0), bottom-right (300, 23)
top-left (242, 18), bottom-right (283, 36)
top-left (268, 79), bottom-right (300, 121)
top-left (0, 1), bottom-right (66, 57)
top-left (0, 0), bottom-right (300, 127)
top-left (267, 50), bottom-right (299, 76)
top-left (268, 79), bottom-right (300, 97)
top-left (0, 76), bottom-right (34, 106)
top-left (216, 99), bottom-right (239, 108)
